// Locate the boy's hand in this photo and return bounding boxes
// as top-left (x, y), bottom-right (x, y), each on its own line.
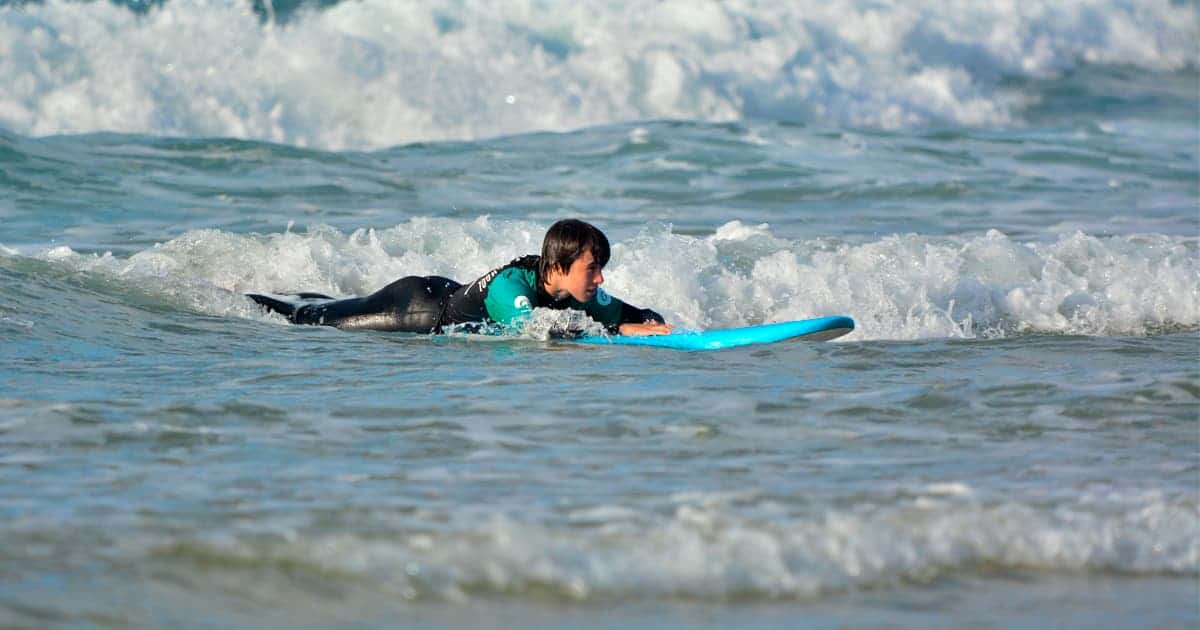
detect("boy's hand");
top-left (617, 321), bottom-right (674, 336)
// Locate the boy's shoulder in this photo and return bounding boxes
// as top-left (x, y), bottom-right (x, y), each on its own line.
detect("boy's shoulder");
top-left (472, 255), bottom-right (538, 294)
top-left (490, 264), bottom-right (536, 293)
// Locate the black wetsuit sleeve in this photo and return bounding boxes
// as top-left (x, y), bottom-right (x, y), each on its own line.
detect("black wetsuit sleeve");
top-left (603, 302), bottom-right (666, 334)
top-left (621, 302), bottom-right (665, 324)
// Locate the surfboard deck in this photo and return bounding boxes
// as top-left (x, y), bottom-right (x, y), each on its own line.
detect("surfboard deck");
top-left (571, 316), bottom-right (854, 350)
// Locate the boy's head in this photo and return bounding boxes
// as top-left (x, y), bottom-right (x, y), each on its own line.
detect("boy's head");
top-left (539, 219), bottom-right (611, 279)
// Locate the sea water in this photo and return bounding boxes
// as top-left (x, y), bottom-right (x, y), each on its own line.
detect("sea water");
top-left (0, 1), bottom-right (1197, 627)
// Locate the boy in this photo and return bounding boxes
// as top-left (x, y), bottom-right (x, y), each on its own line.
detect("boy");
top-left (248, 219), bottom-right (672, 336)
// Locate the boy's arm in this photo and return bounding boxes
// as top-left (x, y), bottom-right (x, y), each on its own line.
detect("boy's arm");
top-left (486, 273), bottom-right (670, 336)
top-left (584, 289), bottom-right (668, 334)
top-left (618, 301), bottom-right (666, 325)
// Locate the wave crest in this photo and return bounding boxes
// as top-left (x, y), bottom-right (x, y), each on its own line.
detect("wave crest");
top-left (1, 0), bottom-right (1195, 149)
top-left (8, 219), bottom-right (1197, 340)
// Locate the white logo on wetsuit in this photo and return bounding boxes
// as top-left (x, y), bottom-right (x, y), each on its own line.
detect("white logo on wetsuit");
top-left (595, 288), bottom-right (612, 306)
top-left (514, 295), bottom-right (531, 310)
top-left (476, 268), bottom-right (499, 292)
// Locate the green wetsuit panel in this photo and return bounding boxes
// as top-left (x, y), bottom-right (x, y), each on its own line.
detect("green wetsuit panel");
top-left (482, 265), bottom-right (624, 329)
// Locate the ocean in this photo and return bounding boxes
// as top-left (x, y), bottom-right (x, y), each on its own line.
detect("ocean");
top-left (1, 0), bottom-right (1197, 627)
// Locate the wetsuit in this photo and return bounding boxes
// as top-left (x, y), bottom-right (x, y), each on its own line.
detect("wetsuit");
top-left (246, 255), bottom-right (663, 334)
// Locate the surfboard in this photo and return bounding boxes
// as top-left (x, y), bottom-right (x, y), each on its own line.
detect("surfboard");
top-left (571, 316), bottom-right (854, 350)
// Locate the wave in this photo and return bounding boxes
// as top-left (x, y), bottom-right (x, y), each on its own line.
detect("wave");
top-left (5, 484), bottom-right (1187, 602)
top-left (1, 0), bottom-right (1195, 149)
top-left (5, 218), bottom-right (1197, 340)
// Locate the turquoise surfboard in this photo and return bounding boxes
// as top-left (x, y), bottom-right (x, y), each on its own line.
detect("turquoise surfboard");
top-left (572, 316), bottom-right (854, 350)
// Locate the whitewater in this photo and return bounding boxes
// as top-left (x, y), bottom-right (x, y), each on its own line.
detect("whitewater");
top-left (0, 1), bottom-right (1197, 628)
top-left (1, 0), bottom-right (1196, 148)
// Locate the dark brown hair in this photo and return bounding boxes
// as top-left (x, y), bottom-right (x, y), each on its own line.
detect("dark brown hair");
top-left (539, 219), bottom-right (611, 278)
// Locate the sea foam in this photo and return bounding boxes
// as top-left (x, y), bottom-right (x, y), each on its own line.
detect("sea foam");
top-left (119, 487), bottom-right (1197, 602)
top-left (1, 0), bottom-right (1196, 150)
top-left (11, 218), bottom-right (1198, 340)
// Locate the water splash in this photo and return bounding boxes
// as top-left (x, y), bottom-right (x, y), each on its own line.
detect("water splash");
top-left (1, 0), bottom-right (1195, 149)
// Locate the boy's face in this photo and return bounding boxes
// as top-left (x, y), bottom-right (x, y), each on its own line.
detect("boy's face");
top-left (551, 249), bottom-right (605, 302)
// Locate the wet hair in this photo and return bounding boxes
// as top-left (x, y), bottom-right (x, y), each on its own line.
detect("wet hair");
top-left (539, 219), bottom-right (611, 279)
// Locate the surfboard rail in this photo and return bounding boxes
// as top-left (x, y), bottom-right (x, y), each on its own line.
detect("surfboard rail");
top-left (572, 316), bottom-right (855, 350)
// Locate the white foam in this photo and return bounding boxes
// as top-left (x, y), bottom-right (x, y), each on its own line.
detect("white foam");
top-left (135, 488), bottom-right (1197, 601)
top-left (1, 0), bottom-right (1195, 149)
top-left (25, 219), bottom-right (1200, 339)
top-left (733, 228), bottom-right (1200, 339)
